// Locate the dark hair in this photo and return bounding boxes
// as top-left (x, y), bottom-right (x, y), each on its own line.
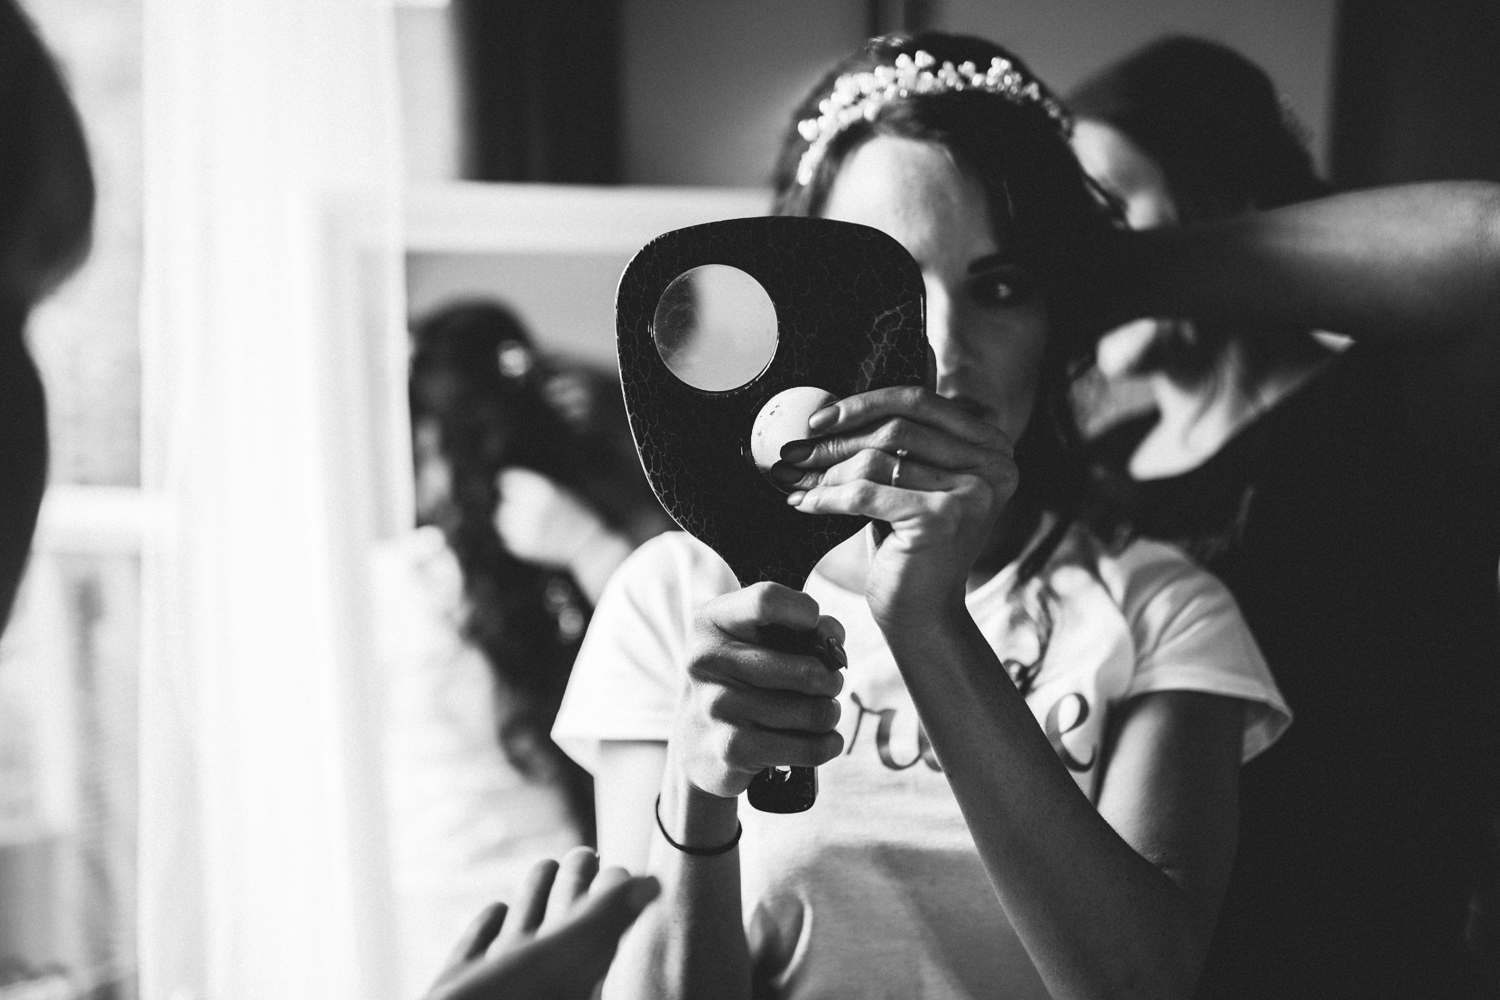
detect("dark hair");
top-left (1068, 36), bottom-right (1333, 385)
top-left (771, 33), bottom-right (1121, 562)
top-left (1069, 35), bottom-right (1329, 224)
top-left (0, 0), bottom-right (93, 631)
top-left (410, 302), bottom-right (662, 842)
top-left (0, 0), bottom-right (93, 310)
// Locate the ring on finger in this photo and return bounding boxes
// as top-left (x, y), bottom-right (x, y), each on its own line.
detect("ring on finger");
top-left (891, 447), bottom-right (909, 487)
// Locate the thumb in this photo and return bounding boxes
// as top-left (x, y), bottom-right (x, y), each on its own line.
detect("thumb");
top-left (559, 870), bottom-right (660, 950)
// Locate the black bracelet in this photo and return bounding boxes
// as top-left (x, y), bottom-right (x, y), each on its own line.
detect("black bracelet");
top-left (654, 794), bottom-right (742, 857)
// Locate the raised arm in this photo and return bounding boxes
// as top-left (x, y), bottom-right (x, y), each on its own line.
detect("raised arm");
top-left (785, 387), bottom-right (1254, 1000)
top-left (1102, 182), bottom-right (1500, 346)
top-left (1103, 182), bottom-right (1500, 490)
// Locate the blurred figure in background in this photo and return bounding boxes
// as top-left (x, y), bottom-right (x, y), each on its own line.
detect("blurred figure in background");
top-left (375, 300), bottom-right (669, 991)
top-left (1069, 36), bottom-right (1500, 999)
top-left (0, 0), bottom-right (92, 632)
top-left (1070, 36), bottom-right (1335, 477)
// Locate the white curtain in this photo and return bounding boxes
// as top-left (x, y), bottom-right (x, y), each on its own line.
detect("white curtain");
top-left (138, 0), bottom-right (410, 998)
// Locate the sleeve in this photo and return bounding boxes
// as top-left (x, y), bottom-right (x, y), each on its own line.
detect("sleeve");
top-left (1109, 539), bottom-right (1292, 762)
top-left (551, 532), bottom-right (740, 774)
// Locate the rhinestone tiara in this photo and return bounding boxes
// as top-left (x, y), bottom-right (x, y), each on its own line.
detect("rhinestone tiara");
top-left (794, 49), bottom-right (1072, 187)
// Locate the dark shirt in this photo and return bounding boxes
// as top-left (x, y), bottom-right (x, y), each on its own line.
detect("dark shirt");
top-left (1089, 347), bottom-right (1500, 999)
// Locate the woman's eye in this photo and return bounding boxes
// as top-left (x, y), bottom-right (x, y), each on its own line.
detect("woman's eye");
top-left (970, 268), bottom-right (1035, 308)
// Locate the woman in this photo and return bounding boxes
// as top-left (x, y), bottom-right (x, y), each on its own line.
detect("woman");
top-left (406, 302), bottom-right (670, 839)
top-left (1069, 36), bottom-right (1336, 483)
top-left (379, 303), bottom-right (671, 985)
top-left (1069, 38), bottom-right (1500, 998)
top-left (553, 34), bottom-right (1290, 1000)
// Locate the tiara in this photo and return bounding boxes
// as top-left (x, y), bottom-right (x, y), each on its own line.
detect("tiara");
top-left (794, 49), bottom-right (1072, 186)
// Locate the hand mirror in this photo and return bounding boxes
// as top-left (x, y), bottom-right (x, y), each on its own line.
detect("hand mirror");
top-left (616, 216), bottom-right (926, 812)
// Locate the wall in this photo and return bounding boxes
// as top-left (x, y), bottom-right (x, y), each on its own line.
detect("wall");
top-left (620, 0), bottom-right (868, 187)
top-left (938, 0), bottom-right (1336, 170)
top-left (617, 0), bottom-right (1337, 186)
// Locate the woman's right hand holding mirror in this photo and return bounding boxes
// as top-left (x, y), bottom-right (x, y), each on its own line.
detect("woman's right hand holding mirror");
top-left (668, 585), bottom-right (846, 807)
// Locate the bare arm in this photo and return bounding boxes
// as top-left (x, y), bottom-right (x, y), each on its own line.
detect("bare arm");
top-left (1105, 181), bottom-right (1500, 346)
top-left (1105, 182), bottom-right (1500, 487)
top-left (890, 606), bottom-right (1244, 999)
top-left (788, 387), bottom-right (1249, 999)
top-left (595, 588), bottom-right (845, 1000)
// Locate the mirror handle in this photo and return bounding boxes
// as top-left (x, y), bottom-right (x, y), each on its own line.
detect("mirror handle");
top-left (747, 623), bottom-right (841, 813)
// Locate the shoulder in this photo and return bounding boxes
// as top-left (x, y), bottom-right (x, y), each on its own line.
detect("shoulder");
top-left (1085, 531), bottom-right (1233, 625)
top-left (556, 532), bottom-right (734, 769)
top-left (575, 530), bottom-right (738, 669)
top-left (1074, 530), bottom-right (1290, 760)
top-left (603, 531), bottom-right (739, 612)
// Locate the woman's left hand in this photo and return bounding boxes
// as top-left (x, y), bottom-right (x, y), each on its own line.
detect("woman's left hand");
top-left (774, 386), bottom-right (1018, 627)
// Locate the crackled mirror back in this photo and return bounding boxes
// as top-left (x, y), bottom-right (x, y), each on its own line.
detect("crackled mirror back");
top-left (652, 264), bottom-right (779, 391)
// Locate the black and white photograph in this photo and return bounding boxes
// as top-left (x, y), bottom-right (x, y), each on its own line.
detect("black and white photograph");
top-left (0, 1), bottom-right (1496, 998)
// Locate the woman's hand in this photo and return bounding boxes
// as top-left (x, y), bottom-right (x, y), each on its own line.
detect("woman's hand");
top-left (773, 387), bottom-right (1018, 625)
top-left (423, 848), bottom-right (660, 1000)
top-left (671, 584), bottom-right (846, 800)
top-left (494, 467), bottom-right (608, 568)
top-left (494, 467), bottom-right (633, 602)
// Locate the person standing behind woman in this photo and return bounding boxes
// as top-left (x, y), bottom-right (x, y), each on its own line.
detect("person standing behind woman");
top-left (1069, 37), bottom-right (1500, 999)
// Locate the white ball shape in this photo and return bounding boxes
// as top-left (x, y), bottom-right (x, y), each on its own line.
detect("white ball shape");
top-left (750, 385), bottom-right (838, 473)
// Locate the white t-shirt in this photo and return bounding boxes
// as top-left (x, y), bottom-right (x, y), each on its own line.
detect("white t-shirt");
top-left (553, 527), bottom-right (1289, 1000)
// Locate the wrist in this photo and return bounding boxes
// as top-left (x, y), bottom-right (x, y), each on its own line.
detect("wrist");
top-left (659, 748), bottom-right (742, 851)
top-left (876, 598), bottom-right (975, 655)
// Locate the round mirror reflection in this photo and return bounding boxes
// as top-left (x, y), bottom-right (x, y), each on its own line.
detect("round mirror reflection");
top-left (653, 264), bottom-right (778, 392)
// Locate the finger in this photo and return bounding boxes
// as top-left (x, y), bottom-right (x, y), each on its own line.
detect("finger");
top-left (813, 615), bottom-right (847, 669)
top-left (540, 847), bottom-right (599, 934)
top-left (689, 644), bottom-right (844, 698)
top-left (494, 857), bottom-right (559, 950)
top-left (783, 418), bottom-right (995, 477)
top-left (817, 449), bottom-right (964, 493)
top-left (570, 872), bottom-right (660, 941)
top-left (441, 901), bottom-right (508, 970)
top-left (704, 583), bottom-right (822, 643)
top-left (789, 478), bottom-right (951, 524)
top-left (709, 685), bottom-right (842, 734)
top-left (805, 386), bottom-right (1014, 450)
top-left (728, 726), bottom-right (845, 770)
top-left (542, 874), bottom-right (662, 984)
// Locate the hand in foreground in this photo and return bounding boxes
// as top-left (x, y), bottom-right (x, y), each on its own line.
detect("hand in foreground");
top-left (673, 583), bottom-right (846, 800)
top-left (423, 848), bottom-right (660, 1000)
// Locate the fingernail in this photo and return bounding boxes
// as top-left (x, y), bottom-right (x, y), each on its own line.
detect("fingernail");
top-left (785, 490), bottom-right (807, 506)
top-left (807, 405), bottom-right (838, 432)
top-left (780, 440), bottom-right (814, 463)
top-left (627, 876), bottom-right (661, 909)
top-left (770, 461), bottom-right (803, 484)
top-left (824, 635), bottom-right (847, 669)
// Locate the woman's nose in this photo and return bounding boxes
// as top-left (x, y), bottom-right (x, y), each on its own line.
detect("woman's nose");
top-left (924, 281), bottom-right (967, 381)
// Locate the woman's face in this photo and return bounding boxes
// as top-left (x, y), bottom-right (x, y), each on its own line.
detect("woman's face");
top-left (1069, 118), bottom-right (1185, 379)
top-left (819, 135), bottom-right (1049, 444)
